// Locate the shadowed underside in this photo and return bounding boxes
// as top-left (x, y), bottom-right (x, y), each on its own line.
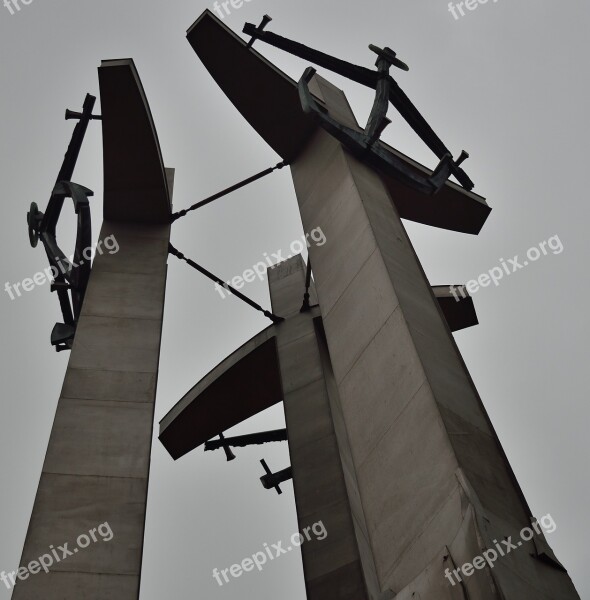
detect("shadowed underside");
top-left (186, 10), bottom-right (491, 234)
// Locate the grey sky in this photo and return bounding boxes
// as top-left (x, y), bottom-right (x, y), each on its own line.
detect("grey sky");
top-left (1, 0), bottom-right (589, 598)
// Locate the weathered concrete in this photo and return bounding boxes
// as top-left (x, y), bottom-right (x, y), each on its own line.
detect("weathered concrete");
top-left (180, 11), bottom-right (579, 599)
top-left (288, 75), bottom-right (579, 599)
top-left (269, 258), bottom-right (370, 600)
top-left (12, 59), bottom-right (172, 599)
top-left (160, 256), bottom-right (374, 598)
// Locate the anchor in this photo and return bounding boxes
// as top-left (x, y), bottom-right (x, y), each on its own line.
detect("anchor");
top-left (27, 94), bottom-right (97, 351)
top-left (242, 18), bottom-right (474, 195)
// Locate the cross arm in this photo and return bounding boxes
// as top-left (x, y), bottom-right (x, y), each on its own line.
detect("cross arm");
top-left (159, 327), bottom-right (283, 460)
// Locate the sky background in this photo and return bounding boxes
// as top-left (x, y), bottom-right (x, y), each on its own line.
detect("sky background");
top-left (1, 0), bottom-right (589, 598)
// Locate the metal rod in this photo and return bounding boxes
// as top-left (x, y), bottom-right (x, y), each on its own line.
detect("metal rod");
top-left (168, 244), bottom-right (284, 324)
top-left (170, 160), bottom-right (288, 222)
top-left (205, 429), bottom-right (288, 451)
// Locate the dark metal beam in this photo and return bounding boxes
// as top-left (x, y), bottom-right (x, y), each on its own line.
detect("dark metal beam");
top-left (205, 428), bottom-right (288, 452)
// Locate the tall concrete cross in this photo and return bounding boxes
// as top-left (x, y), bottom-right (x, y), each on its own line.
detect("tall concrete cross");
top-left (13, 59), bottom-right (173, 599)
top-left (159, 11), bottom-right (580, 600)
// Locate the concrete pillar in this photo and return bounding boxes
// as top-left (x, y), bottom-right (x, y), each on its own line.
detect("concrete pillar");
top-left (12, 59), bottom-right (172, 599)
top-left (268, 257), bottom-right (371, 600)
top-left (288, 75), bottom-right (580, 600)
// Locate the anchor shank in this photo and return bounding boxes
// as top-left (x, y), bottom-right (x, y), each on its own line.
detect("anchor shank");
top-left (42, 94), bottom-right (96, 237)
top-left (242, 24), bottom-right (379, 89)
top-left (364, 62), bottom-right (391, 144)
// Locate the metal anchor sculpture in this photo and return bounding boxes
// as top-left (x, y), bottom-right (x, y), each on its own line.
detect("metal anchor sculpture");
top-left (27, 94), bottom-right (100, 351)
top-left (243, 16), bottom-right (474, 195)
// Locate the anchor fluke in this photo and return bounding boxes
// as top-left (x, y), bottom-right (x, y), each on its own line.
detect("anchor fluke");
top-left (368, 44), bottom-right (409, 71)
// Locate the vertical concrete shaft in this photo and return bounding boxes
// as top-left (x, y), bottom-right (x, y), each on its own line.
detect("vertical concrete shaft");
top-left (11, 219), bottom-right (171, 600)
top-left (287, 76), bottom-right (579, 599)
top-left (268, 257), bottom-right (371, 600)
top-left (12, 58), bottom-right (172, 600)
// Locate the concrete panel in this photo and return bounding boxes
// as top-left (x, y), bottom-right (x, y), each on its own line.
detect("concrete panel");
top-left (9, 572), bottom-right (139, 600)
top-left (68, 315), bottom-right (163, 373)
top-left (43, 399), bottom-right (154, 479)
top-left (281, 378), bottom-right (334, 453)
top-left (337, 307), bottom-right (427, 466)
top-left (61, 369), bottom-right (157, 404)
top-left (270, 257), bottom-right (371, 600)
top-left (91, 227), bottom-right (170, 276)
top-left (322, 248), bottom-right (399, 383)
top-left (18, 473), bottom-right (147, 575)
top-left (306, 560), bottom-right (369, 600)
top-left (81, 271), bottom-right (167, 320)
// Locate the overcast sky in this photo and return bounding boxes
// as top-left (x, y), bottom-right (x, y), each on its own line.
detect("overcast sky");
top-left (1, 0), bottom-right (589, 598)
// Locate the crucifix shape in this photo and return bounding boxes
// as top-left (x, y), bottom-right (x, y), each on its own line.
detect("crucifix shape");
top-left (159, 254), bottom-right (478, 598)
top-left (159, 11), bottom-right (581, 600)
top-left (243, 16), bottom-right (473, 195)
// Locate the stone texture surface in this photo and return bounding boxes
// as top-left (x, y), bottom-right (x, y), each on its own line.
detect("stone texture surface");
top-left (269, 257), bottom-right (371, 600)
top-left (288, 75), bottom-right (579, 599)
top-left (12, 218), bottom-right (170, 600)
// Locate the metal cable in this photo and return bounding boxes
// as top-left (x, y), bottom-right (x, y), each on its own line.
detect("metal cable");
top-left (170, 160), bottom-right (288, 222)
top-left (168, 243), bottom-right (284, 324)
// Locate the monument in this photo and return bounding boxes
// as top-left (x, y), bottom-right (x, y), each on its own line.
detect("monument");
top-left (16, 9), bottom-right (579, 600)
top-left (159, 11), bottom-right (581, 600)
top-left (16, 59), bottom-right (173, 598)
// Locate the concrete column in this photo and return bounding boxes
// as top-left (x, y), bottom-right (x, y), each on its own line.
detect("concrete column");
top-left (12, 59), bottom-right (172, 600)
top-left (288, 76), bottom-right (580, 599)
top-left (12, 221), bottom-right (170, 600)
top-left (268, 257), bottom-right (371, 600)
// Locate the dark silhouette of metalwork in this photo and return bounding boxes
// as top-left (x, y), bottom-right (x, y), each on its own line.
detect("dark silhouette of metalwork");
top-left (27, 94), bottom-right (100, 351)
top-left (215, 432), bottom-right (236, 461)
top-left (260, 459), bottom-right (293, 495)
top-left (206, 429), bottom-right (291, 491)
top-left (170, 160), bottom-right (287, 222)
top-left (300, 259), bottom-right (313, 313)
top-left (205, 429), bottom-right (288, 456)
top-left (243, 17), bottom-right (473, 195)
